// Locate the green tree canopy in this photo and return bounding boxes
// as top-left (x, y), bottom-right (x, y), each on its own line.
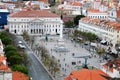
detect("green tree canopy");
top-left (97, 47), bottom-right (105, 57)
top-left (74, 15), bottom-right (85, 25)
top-left (9, 55), bottom-right (23, 65)
top-left (5, 50), bottom-right (17, 61)
top-left (0, 31), bottom-right (11, 45)
top-left (64, 20), bottom-right (74, 28)
top-left (1, 37), bottom-right (12, 46)
top-left (4, 45), bottom-right (17, 53)
top-left (12, 65), bottom-right (28, 75)
top-left (0, 31), bottom-right (8, 39)
top-left (22, 31), bottom-right (30, 41)
top-left (85, 32), bottom-right (97, 41)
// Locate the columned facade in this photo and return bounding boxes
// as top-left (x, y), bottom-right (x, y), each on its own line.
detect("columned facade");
top-left (7, 9), bottom-right (63, 36)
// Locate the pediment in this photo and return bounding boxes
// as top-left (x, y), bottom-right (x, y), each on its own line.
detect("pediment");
top-left (29, 18), bottom-right (44, 23)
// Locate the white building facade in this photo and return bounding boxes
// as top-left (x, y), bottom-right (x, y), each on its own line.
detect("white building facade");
top-left (7, 9), bottom-right (63, 35)
top-left (58, 1), bottom-right (82, 15)
top-left (79, 17), bottom-right (120, 46)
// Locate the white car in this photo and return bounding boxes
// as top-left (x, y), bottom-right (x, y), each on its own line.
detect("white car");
top-left (18, 44), bottom-right (26, 49)
top-left (18, 41), bottom-right (22, 44)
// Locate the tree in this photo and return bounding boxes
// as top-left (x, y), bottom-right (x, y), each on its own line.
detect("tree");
top-left (9, 55), bottom-right (23, 65)
top-left (39, 46), bottom-right (48, 58)
top-left (12, 65), bottom-right (28, 75)
top-left (4, 45), bottom-right (17, 53)
top-left (22, 31), bottom-right (30, 42)
top-left (64, 20), bottom-right (74, 28)
top-left (97, 47), bottom-right (105, 58)
top-left (74, 15), bottom-right (85, 26)
top-left (73, 30), bottom-right (81, 41)
top-left (19, 52), bottom-right (27, 65)
top-left (86, 32), bottom-right (96, 41)
top-left (1, 36), bottom-right (12, 46)
top-left (0, 31), bottom-right (8, 39)
top-left (49, 57), bottom-right (60, 76)
top-left (5, 50), bottom-right (17, 61)
top-left (0, 31), bottom-right (12, 45)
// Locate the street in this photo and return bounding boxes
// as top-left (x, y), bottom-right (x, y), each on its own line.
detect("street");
top-left (16, 36), bottom-right (53, 80)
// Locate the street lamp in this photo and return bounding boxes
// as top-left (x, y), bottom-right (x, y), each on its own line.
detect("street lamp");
top-left (73, 55), bottom-right (90, 69)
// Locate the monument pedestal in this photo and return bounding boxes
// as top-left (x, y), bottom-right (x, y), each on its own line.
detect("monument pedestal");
top-left (57, 38), bottom-right (65, 47)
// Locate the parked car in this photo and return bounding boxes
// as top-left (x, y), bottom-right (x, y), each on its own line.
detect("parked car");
top-left (18, 41), bottom-right (22, 44)
top-left (18, 44), bottom-right (26, 49)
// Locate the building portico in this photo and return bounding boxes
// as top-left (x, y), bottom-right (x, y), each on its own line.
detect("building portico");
top-left (7, 9), bottom-right (63, 36)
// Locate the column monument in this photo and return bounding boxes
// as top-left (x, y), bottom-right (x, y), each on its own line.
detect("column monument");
top-left (53, 25), bottom-right (68, 52)
top-left (57, 25), bottom-right (64, 47)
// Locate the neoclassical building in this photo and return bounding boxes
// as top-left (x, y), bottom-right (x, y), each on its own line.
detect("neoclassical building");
top-left (7, 8), bottom-right (63, 35)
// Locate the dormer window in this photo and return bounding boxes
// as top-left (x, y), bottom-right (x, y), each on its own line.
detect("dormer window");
top-left (111, 12), bottom-right (113, 16)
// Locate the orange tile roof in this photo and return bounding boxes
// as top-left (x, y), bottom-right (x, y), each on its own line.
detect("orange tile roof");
top-left (0, 55), bottom-right (6, 62)
top-left (12, 71), bottom-right (29, 80)
top-left (3, 1), bottom-right (19, 4)
top-left (80, 17), bottom-right (120, 30)
top-left (67, 1), bottom-right (82, 6)
top-left (0, 64), bottom-right (9, 71)
top-left (0, 55), bottom-right (10, 71)
top-left (81, 17), bottom-right (91, 21)
top-left (87, 8), bottom-right (107, 13)
top-left (64, 68), bottom-right (110, 80)
top-left (71, 2), bottom-right (82, 6)
top-left (117, 10), bottom-right (120, 18)
top-left (103, 58), bottom-right (120, 72)
top-left (0, 4), bottom-right (7, 9)
top-left (9, 9), bottom-right (59, 18)
top-left (37, 0), bottom-right (49, 4)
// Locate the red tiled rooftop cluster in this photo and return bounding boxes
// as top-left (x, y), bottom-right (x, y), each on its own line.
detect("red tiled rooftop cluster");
top-left (103, 58), bottom-right (120, 72)
top-left (12, 71), bottom-right (29, 80)
top-left (9, 9), bottom-right (59, 17)
top-left (64, 68), bottom-right (110, 80)
top-left (80, 17), bottom-right (120, 30)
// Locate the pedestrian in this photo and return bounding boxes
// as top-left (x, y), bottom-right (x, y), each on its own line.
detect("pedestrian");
top-left (63, 58), bottom-right (65, 61)
top-left (72, 53), bottom-right (75, 56)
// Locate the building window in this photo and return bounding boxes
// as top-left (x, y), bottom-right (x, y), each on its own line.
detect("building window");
top-left (117, 35), bottom-right (119, 38)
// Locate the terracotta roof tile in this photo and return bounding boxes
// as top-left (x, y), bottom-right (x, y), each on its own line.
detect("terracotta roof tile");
top-left (103, 58), bottom-right (120, 72)
top-left (67, 1), bottom-right (82, 6)
top-left (71, 2), bottom-right (82, 6)
top-left (37, 0), bottom-right (49, 4)
top-left (64, 68), bottom-right (110, 80)
top-left (9, 9), bottom-right (59, 18)
top-left (0, 55), bottom-right (10, 71)
top-left (87, 8), bottom-right (107, 13)
top-left (80, 17), bottom-right (120, 30)
top-left (12, 71), bottom-right (29, 80)
top-left (117, 10), bottom-right (120, 18)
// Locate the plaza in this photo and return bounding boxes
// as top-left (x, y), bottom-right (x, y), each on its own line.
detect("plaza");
top-left (33, 35), bottom-right (106, 80)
